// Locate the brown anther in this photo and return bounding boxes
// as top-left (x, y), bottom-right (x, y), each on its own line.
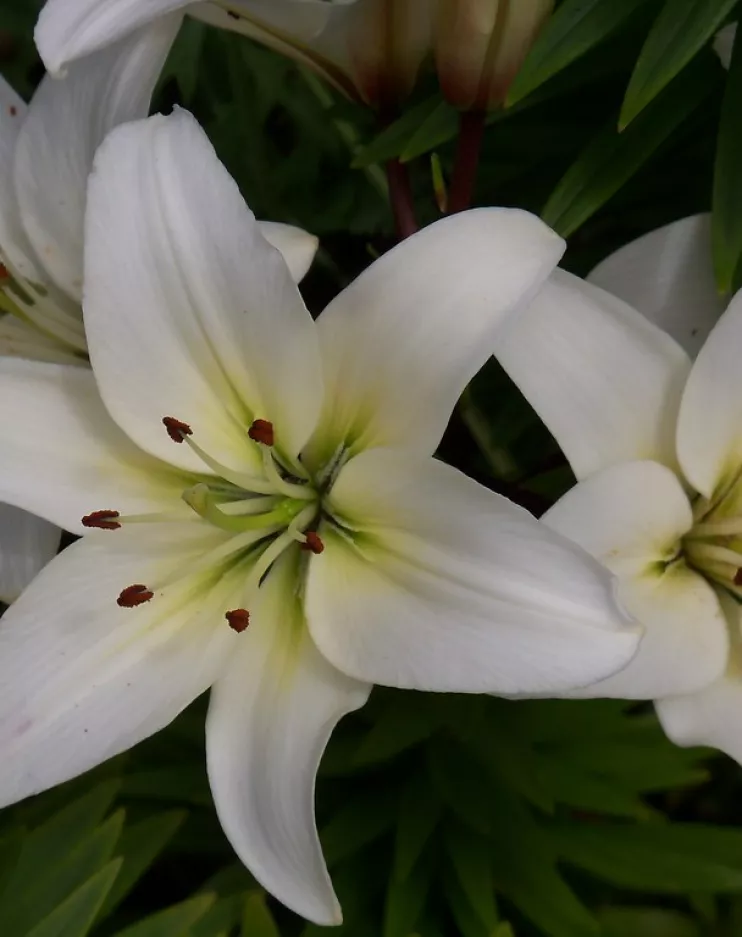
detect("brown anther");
top-left (248, 419), bottom-right (274, 447)
top-left (0, 263), bottom-right (9, 280)
top-left (227, 9), bottom-right (240, 18)
top-left (226, 608), bottom-right (250, 633)
top-left (163, 416), bottom-right (193, 443)
top-left (82, 509), bottom-right (121, 530)
top-left (9, 106), bottom-right (17, 117)
top-left (301, 531), bottom-right (325, 555)
top-left (117, 584), bottom-right (154, 608)
top-left (734, 569), bottom-right (742, 587)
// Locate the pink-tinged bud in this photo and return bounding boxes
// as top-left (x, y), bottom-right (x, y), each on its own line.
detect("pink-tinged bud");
top-left (435, 0), bottom-right (554, 111)
top-left (345, 0), bottom-right (435, 110)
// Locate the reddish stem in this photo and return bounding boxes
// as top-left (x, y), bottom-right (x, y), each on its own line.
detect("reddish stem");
top-left (448, 110), bottom-right (486, 214)
top-left (386, 157), bottom-right (418, 240)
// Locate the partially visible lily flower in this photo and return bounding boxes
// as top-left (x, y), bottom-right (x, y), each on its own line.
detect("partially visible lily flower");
top-left (493, 230), bottom-right (742, 765)
top-left (0, 14), bottom-right (316, 605)
top-left (434, 0), bottom-right (554, 110)
top-left (35, 0), bottom-right (436, 110)
top-left (714, 21), bottom-right (737, 69)
top-left (0, 109), bottom-right (639, 923)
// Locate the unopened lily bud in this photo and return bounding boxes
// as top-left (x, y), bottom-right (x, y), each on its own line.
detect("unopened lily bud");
top-left (435, 0), bottom-right (554, 110)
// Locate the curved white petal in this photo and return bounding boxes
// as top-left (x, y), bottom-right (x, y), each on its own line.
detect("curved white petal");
top-left (207, 552), bottom-right (369, 925)
top-left (306, 448), bottom-right (640, 695)
top-left (35, 0), bottom-right (193, 74)
top-left (258, 221), bottom-right (318, 283)
top-left (0, 357), bottom-right (189, 533)
top-left (657, 594), bottom-right (742, 762)
top-left (15, 17), bottom-right (182, 302)
top-left (714, 22), bottom-right (737, 70)
top-left (306, 209), bottom-right (564, 466)
top-left (0, 505), bottom-right (61, 604)
top-left (84, 109), bottom-right (323, 473)
top-left (676, 290), bottom-right (742, 498)
top-left (588, 215), bottom-right (722, 356)
top-left (543, 461), bottom-right (728, 698)
top-left (0, 523), bottom-right (241, 808)
top-left (0, 75), bottom-right (43, 283)
top-left (495, 269), bottom-right (691, 480)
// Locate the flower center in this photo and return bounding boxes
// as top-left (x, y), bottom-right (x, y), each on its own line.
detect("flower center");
top-left (82, 417), bottom-right (329, 632)
top-left (683, 477), bottom-right (742, 595)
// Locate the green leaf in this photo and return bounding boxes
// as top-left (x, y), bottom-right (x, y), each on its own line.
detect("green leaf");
top-left (599, 907), bottom-right (700, 937)
top-left (444, 823), bottom-right (499, 930)
top-left (620, 0), bottom-right (736, 127)
top-left (507, 0), bottom-right (651, 106)
top-left (353, 96), bottom-right (445, 167)
top-left (542, 56), bottom-right (717, 237)
top-left (443, 873), bottom-right (490, 937)
top-left (354, 696), bottom-right (434, 767)
top-left (158, 18), bottom-right (206, 102)
top-left (321, 790), bottom-right (397, 867)
top-left (241, 891), bottom-right (280, 937)
top-left (112, 894), bottom-right (216, 937)
top-left (713, 18), bottom-right (742, 293)
top-left (383, 853), bottom-right (433, 937)
top-left (393, 774), bottom-right (442, 882)
top-left (26, 861), bottom-right (122, 937)
top-left (97, 810), bottom-right (187, 920)
top-left (552, 822), bottom-right (742, 892)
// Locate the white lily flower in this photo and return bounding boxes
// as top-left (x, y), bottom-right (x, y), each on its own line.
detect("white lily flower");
top-left (0, 109), bottom-right (639, 923)
top-left (0, 16), bottom-right (316, 605)
top-left (493, 229), bottom-right (742, 763)
top-left (35, 0), bottom-right (436, 109)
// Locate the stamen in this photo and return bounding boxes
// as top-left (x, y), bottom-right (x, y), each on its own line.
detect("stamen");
top-left (117, 584), bottom-right (154, 607)
top-left (182, 484), bottom-right (305, 532)
top-left (0, 263), bottom-right (9, 281)
top-left (735, 569), bottom-right (742, 586)
top-left (82, 509), bottom-right (121, 530)
top-left (248, 419), bottom-right (274, 447)
top-left (686, 516), bottom-right (742, 538)
top-left (261, 446), bottom-right (315, 501)
top-left (686, 542), bottom-right (742, 568)
top-left (226, 608), bottom-right (250, 633)
top-left (180, 432), bottom-right (280, 495)
top-left (163, 416), bottom-right (193, 443)
top-left (301, 531), bottom-right (325, 554)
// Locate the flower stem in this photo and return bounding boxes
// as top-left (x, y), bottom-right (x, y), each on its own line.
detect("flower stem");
top-left (386, 157), bottom-right (418, 240)
top-left (448, 110), bottom-right (486, 214)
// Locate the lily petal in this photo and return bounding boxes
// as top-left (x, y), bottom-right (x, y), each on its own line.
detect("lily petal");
top-left (15, 17), bottom-right (182, 303)
top-left (676, 290), bottom-right (742, 498)
top-left (306, 448), bottom-right (640, 695)
top-left (0, 505), bottom-right (61, 604)
top-left (207, 552), bottom-right (369, 926)
top-left (656, 594), bottom-right (742, 762)
top-left (0, 357), bottom-right (189, 533)
top-left (588, 215), bottom-right (722, 356)
top-left (258, 221), bottom-right (319, 283)
top-left (714, 22), bottom-right (737, 69)
top-left (0, 523), bottom-right (241, 808)
top-left (84, 109), bottom-right (324, 472)
top-left (544, 461), bottom-right (728, 698)
top-left (306, 209), bottom-right (564, 466)
top-left (495, 269), bottom-right (691, 480)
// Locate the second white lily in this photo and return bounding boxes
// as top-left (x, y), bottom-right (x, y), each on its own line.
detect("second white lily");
top-left (0, 109), bottom-right (639, 924)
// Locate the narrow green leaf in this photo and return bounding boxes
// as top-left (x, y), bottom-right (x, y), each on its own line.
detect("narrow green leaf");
top-left (321, 790), bottom-right (396, 867)
top-left (599, 907), bottom-right (700, 937)
top-left (97, 810), bottom-right (187, 920)
top-left (241, 891), bottom-right (280, 937)
top-left (354, 697), bottom-right (434, 766)
top-left (352, 96), bottom-right (443, 167)
top-left (444, 824), bottom-right (499, 930)
top-left (713, 19), bottom-right (742, 293)
top-left (384, 854), bottom-right (433, 937)
top-left (443, 873), bottom-right (490, 937)
top-left (112, 894), bottom-right (216, 937)
top-left (553, 822), bottom-right (742, 892)
top-left (507, 0), bottom-right (651, 106)
top-left (399, 102), bottom-right (459, 163)
top-left (26, 860), bottom-right (122, 937)
top-left (620, 0), bottom-right (736, 127)
top-left (542, 57), bottom-right (717, 237)
top-left (393, 774), bottom-right (442, 882)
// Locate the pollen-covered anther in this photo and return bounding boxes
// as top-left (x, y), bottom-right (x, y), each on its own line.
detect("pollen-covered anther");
top-left (82, 509), bottom-right (121, 530)
top-left (226, 608), bottom-right (250, 633)
top-left (735, 569), bottom-right (742, 587)
top-left (248, 419), bottom-right (274, 447)
top-left (301, 531), bottom-right (325, 554)
top-left (0, 263), bottom-right (9, 280)
top-left (163, 416), bottom-right (193, 443)
top-left (117, 584), bottom-right (154, 608)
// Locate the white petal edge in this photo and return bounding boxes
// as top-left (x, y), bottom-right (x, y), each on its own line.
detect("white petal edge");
top-left (306, 448), bottom-right (640, 695)
top-left (494, 268), bottom-right (691, 480)
top-left (0, 505), bottom-right (61, 604)
top-left (0, 357), bottom-right (190, 533)
top-left (15, 17), bottom-right (182, 302)
top-left (84, 109), bottom-right (324, 472)
top-left (0, 523), bottom-right (242, 808)
top-left (588, 215), bottom-right (723, 356)
top-left (258, 221), bottom-right (319, 283)
top-left (543, 461), bottom-right (729, 698)
top-left (306, 208), bottom-right (564, 466)
top-left (676, 289), bottom-right (742, 498)
top-left (714, 22), bottom-right (737, 69)
top-left (207, 552), bottom-right (370, 925)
